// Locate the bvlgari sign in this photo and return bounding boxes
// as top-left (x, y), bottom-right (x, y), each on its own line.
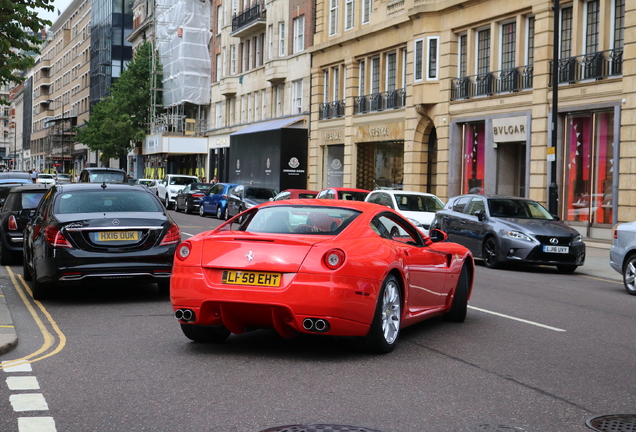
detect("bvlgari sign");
top-left (492, 116), bottom-right (528, 143)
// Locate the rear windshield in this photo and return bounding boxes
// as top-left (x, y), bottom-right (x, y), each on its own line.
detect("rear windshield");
top-left (22, 192), bottom-right (47, 209)
top-left (337, 191), bottom-right (368, 201)
top-left (87, 172), bottom-right (126, 183)
top-left (55, 190), bottom-right (164, 214)
top-left (298, 193), bottom-right (317, 199)
top-left (242, 206), bottom-right (360, 234)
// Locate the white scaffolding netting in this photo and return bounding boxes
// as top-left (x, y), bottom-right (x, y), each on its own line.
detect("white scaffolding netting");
top-left (156, 0), bottom-right (211, 107)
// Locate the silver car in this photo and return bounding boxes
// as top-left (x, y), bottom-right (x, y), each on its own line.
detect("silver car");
top-left (609, 222), bottom-right (636, 295)
top-left (431, 194), bottom-right (586, 273)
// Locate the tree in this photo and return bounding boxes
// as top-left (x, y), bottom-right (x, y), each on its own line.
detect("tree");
top-left (75, 41), bottom-right (156, 161)
top-left (0, 0), bottom-right (53, 90)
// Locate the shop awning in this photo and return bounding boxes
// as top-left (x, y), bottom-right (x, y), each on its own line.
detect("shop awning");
top-left (230, 116), bottom-right (306, 136)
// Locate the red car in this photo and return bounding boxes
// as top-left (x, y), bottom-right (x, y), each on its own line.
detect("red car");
top-left (316, 187), bottom-right (370, 201)
top-left (272, 189), bottom-right (318, 200)
top-left (171, 200), bottom-right (474, 353)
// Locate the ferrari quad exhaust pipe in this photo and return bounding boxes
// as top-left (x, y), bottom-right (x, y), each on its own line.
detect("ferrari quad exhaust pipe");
top-left (175, 309), bottom-right (195, 322)
top-left (302, 318), bottom-right (330, 333)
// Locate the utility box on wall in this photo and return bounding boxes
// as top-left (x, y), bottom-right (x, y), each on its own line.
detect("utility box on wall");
top-left (229, 126), bottom-right (308, 192)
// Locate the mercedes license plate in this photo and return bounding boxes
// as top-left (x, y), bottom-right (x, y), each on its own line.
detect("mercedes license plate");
top-left (95, 231), bottom-right (139, 242)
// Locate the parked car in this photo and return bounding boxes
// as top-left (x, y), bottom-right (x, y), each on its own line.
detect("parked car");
top-left (226, 185), bottom-right (278, 220)
top-left (272, 189), bottom-right (318, 201)
top-left (171, 199), bottom-right (474, 352)
top-left (316, 187), bottom-right (370, 201)
top-left (37, 173), bottom-right (56, 185)
top-left (198, 182), bottom-right (238, 219)
top-left (135, 178), bottom-right (159, 195)
top-left (431, 194), bottom-right (586, 273)
top-left (366, 190), bottom-right (444, 235)
top-left (23, 183), bottom-right (181, 300)
top-left (610, 222), bottom-right (636, 295)
top-left (155, 174), bottom-right (199, 210)
top-left (175, 183), bottom-right (213, 214)
top-left (77, 167), bottom-right (127, 184)
top-left (54, 173), bottom-right (72, 184)
top-left (0, 184), bottom-right (50, 265)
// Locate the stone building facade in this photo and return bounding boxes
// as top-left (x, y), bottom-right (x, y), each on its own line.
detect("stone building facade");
top-left (309, 0), bottom-right (632, 240)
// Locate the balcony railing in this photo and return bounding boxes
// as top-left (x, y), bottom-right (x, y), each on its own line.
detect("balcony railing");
top-left (353, 88), bottom-right (406, 114)
top-left (232, 3), bottom-right (265, 33)
top-left (451, 66), bottom-right (533, 100)
top-left (319, 100), bottom-right (345, 120)
top-left (550, 49), bottom-right (623, 85)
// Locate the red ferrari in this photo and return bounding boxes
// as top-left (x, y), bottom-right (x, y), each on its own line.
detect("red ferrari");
top-left (171, 200), bottom-right (474, 352)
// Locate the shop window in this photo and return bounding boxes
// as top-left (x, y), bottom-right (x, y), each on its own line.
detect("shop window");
top-left (356, 141), bottom-right (404, 190)
top-left (564, 112), bottom-right (614, 224)
top-left (324, 144), bottom-right (344, 187)
top-left (463, 123), bottom-right (485, 194)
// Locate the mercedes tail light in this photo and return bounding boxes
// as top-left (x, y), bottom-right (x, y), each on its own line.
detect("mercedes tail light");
top-left (43, 226), bottom-right (73, 248)
top-left (160, 223), bottom-right (181, 245)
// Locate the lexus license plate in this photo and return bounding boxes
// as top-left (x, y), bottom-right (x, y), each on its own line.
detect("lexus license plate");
top-left (543, 245), bottom-right (569, 253)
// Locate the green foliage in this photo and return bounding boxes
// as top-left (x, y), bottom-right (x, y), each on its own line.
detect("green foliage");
top-left (0, 0), bottom-right (53, 89)
top-left (74, 41), bottom-right (155, 160)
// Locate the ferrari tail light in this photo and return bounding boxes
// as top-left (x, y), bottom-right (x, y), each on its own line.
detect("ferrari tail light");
top-left (322, 248), bottom-right (346, 270)
top-left (160, 223), bottom-right (181, 246)
top-left (43, 226), bottom-right (73, 248)
top-left (176, 241), bottom-right (192, 261)
top-left (8, 215), bottom-right (18, 231)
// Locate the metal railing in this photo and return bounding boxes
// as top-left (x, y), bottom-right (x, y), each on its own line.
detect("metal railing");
top-left (319, 100), bottom-right (345, 120)
top-left (353, 88), bottom-right (406, 114)
top-left (550, 49), bottom-right (623, 85)
top-left (232, 3), bottom-right (265, 32)
top-left (450, 66), bottom-right (533, 100)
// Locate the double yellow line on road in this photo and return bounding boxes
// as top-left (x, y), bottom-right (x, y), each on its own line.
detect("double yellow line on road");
top-left (0, 267), bottom-right (66, 370)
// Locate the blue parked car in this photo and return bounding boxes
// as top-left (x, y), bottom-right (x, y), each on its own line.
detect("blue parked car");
top-left (198, 183), bottom-right (238, 220)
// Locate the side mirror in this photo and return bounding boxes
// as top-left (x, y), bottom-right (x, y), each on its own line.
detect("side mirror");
top-left (552, 214), bottom-right (561, 221)
top-left (428, 228), bottom-right (448, 243)
top-left (475, 209), bottom-right (486, 221)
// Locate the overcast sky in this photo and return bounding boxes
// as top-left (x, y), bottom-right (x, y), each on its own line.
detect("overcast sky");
top-left (37, 0), bottom-right (74, 25)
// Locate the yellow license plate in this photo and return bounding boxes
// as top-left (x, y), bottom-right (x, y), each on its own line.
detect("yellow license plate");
top-left (222, 270), bottom-right (281, 287)
top-left (95, 231), bottom-right (139, 241)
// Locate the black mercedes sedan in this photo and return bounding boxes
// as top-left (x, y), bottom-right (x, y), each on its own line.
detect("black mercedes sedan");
top-left (23, 183), bottom-right (181, 299)
top-left (431, 194), bottom-right (585, 273)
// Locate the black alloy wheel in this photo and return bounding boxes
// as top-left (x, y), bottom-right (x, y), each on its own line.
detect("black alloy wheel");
top-left (482, 237), bottom-right (500, 269)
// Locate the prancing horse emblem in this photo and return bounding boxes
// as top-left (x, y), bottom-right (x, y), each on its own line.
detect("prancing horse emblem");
top-left (245, 251), bottom-right (254, 262)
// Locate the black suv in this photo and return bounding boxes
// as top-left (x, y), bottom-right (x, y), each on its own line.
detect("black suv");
top-left (0, 184), bottom-right (50, 264)
top-left (78, 167), bottom-right (127, 183)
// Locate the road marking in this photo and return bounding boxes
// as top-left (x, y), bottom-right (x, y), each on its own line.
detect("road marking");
top-left (6, 376), bottom-right (40, 391)
top-left (580, 275), bottom-right (622, 284)
top-left (468, 306), bottom-right (567, 332)
top-left (18, 417), bottom-right (57, 432)
top-left (10, 393), bottom-right (49, 411)
top-left (2, 362), bottom-right (32, 372)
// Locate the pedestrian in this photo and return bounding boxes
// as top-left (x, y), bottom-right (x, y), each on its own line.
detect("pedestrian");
top-left (211, 176), bottom-right (218, 185)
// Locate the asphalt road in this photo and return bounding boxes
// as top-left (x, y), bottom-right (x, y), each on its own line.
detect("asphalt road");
top-left (0, 210), bottom-right (633, 432)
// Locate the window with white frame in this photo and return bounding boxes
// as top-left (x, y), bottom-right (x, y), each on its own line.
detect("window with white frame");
top-left (292, 79), bottom-right (303, 114)
top-left (329, 0), bottom-right (338, 36)
top-left (477, 28), bottom-right (491, 75)
top-left (333, 67), bottom-right (340, 101)
top-left (256, 34), bottom-right (262, 66)
top-left (371, 56), bottom-right (380, 93)
top-left (427, 36), bottom-right (439, 80)
top-left (526, 16), bottom-right (535, 65)
top-left (254, 91), bottom-right (260, 120)
top-left (278, 22), bottom-right (285, 57)
top-left (401, 47), bottom-right (406, 87)
top-left (229, 97), bottom-right (235, 125)
top-left (268, 25), bottom-right (273, 60)
top-left (293, 16), bottom-right (305, 53)
top-left (240, 95), bottom-right (246, 123)
top-left (458, 34), bottom-right (467, 77)
top-left (261, 89), bottom-right (267, 120)
top-left (359, 60), bottom-right (365, 95)
top-left (613, 0), bottom-right (625, 49)
top-left (324, 70), bottom-right (329, 102)
top-left (276, 83), bottom-right (284, 116)
top-left (215, 102), bottom-right (223, 128)
top-left (585, 0), bottom-right (599, 54)
top-left (249, 38), bottom-right (254, 68)
top-left (216, 53), bottom-right (221, 81)
top-left (362, 0), bottom-right (371, 24)
top-left (247, 93), bottom-right (252, 122)
top-left (217, 5), bottom-right (223, 33)
top-left (242, 42), bottom-right (248, 72)
top-left (345, 0), bottom-right (354, 30)
top-left (230, 45), bottom-right (236, 74)
top-left (386, 51), bottom-right (396, 91)
top-left (500, 23), bottom-right (515, 71)
top-left (414, 38), bottom-right (424, 81)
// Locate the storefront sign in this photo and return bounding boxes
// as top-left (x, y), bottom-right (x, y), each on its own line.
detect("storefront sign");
top-left (492, 116), bottom-right (527, 143)
top-left (322, 129), bottom-right (344, 144)
top-left (355, 122), bottom-right (404, 142)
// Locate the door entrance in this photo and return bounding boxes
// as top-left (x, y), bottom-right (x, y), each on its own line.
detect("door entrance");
top-left (496, 142), bottom-right (526, 197)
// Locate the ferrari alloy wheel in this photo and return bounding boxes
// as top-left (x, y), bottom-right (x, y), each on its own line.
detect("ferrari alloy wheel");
top-left (180, 324), bottom-right (231, 343)
top-left (444, 264), bottom-right (470, 322)
top-left (364, 275), bottom-right (401, 353)
top-left (199, 205), bottom-right (206, 217)
top-left (482, 237), bottom-right (500, 269)
top-left (216, 206), bottom-right (223, 219)
top-left (557, 264), bottom-right (577, 274)
top-left (622, 255), bottom-right (636, 296)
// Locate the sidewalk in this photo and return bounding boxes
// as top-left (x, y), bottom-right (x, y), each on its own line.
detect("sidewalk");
top-left (0, 240), bottom-right (619, 356)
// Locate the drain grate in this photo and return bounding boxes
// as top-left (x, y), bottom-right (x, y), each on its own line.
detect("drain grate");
top-left (259, 425), bottom-right (387, 432)
top-left (466, 424), bottom-right (534, 432)
top-left (587, 414), bottom-right (636, 432)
